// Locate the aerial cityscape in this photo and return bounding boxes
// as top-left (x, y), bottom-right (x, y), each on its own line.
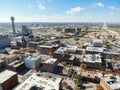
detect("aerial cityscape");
top-left (0, 0), bottom-right (120, 90)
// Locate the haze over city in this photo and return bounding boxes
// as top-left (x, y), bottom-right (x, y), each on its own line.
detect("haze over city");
top-left (0, 0), bottom-right (120, 22)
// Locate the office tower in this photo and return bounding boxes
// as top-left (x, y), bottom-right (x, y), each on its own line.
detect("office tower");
top-left (22, 25), bottom-right (32, 36)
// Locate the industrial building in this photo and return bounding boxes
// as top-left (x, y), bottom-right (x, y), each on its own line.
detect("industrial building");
top-left (0, 35), bottom-right (11, 49)
top-left (25, 52), bottom-right (41, 69)
top-left (0, 70), bottom-right (18, 90)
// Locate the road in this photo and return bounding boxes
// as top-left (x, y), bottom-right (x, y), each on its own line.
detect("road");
top-left (105, 29), bottom-right (120, 39)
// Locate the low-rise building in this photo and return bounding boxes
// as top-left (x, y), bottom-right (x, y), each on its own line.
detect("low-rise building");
top-left (53, 47), bottom-right (68, 60)
top-left (67, 45), bottom-right (78, 53)
top-left (0, 70), bottom-right (18, 90)
top-left (6, 60), bottom-right (25, 73)
top-left (42, 58), bottom-right (58, 73)
top-left (0, 54), bottom-right (19, 65)
top-left (13, 72), bottom-right (63, 90)
top-left (83, 54), bottom-right (104, 70)
top-left (92, 39), bottom-right (103, 47)
top-left (0, 60), bottom-right (5, 69)
top-left (86, 46), bottom-right (103, 54)
top-left (102, 50), bottom-right (120, 59)
top-left (38, 42), bottom-right (59, 55)
top-left (96, 73), bottom-right (120, 90)
top-left (25, 52), bottom-right (41, 69)
top-left (27, 41), bottom-right (39, 49)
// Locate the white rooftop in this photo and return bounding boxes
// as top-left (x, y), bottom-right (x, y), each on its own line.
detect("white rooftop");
top-left (45, 58), bottom-right (57, 64)
top-left (110, 83), bottom-right (120, 90)
top-left (54, 47), bottom-right (67, 54)
top-left (26, 52), bottom-right (41, 61)
top-left (83, 54), bottom-right (101, 63)
top-left (13, 73), bottom-right (62, 90)
top-left (67, 45), bottom-right (78, 52)
top-left (0, 70), bottom-right (17, 84)
top-left (86, 46), bottom-right (103, 52)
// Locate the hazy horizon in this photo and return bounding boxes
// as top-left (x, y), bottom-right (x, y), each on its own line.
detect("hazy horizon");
top-left (0, 0), bottom-right (120, 22)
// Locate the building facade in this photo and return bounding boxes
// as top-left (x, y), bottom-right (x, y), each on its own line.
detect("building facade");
top-left (0, 70), bottom-right (18, 90)
top-left (0, 35), bottom-right (11, 49)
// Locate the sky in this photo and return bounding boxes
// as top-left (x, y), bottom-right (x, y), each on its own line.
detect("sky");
top-left (0, 0), bottom-right (120, 22)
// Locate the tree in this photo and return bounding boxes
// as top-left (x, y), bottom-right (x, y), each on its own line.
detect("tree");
top-left (74, 74), bottom-right (83, 87)
top-left (68, 68), bottom-right (74, 77)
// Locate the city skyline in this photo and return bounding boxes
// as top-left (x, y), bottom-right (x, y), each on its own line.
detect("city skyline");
top-left (0, 0), bottom-right (120, 22)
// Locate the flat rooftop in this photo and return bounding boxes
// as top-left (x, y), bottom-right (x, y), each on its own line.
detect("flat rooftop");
top-left (0, 54), bottom-right (18, 60)
top-left (83, 54), bottom-right (101, 63)
top-left (26, 52), bottom-right (41, 61)
top-left (45, 58), bottom-right (57, 64)
top-left (67, 45), bottom-right (78, 52)
top-left (8, 60), bottom-right (24, 68)
top-left (93, 39), bottom-right (103, 43)
top-left (39, 42), bottom-right (59, 48)
top-left (96, 72), bottom-right (120, 90)
top-left (0, 70), bottom-right (17, 84)
top-left (13, 73), bottom-right (62, 90)
top-left (54, 47), bottom-right (67, 54)
top-left (86, 46), bottom-right (103, 52)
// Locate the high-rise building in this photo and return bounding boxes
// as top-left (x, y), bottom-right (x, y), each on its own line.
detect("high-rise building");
top-left (10, 16), bottom-right (16, 35)
top-left (0, 35), bottom-right (11, 49)
top-left (22, 25), bottom-right (32, 36)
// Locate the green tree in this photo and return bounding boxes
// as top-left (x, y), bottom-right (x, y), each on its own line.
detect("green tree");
top-left (74, 74), bottom-right (83, 87)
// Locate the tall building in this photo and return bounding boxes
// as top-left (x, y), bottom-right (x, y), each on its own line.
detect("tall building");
top-left (22, 25), bottom-right (32, 36)
top-left (10, 16), bottom-right (16, 35)
top-left (0, 35), bottom-right (11, 49)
